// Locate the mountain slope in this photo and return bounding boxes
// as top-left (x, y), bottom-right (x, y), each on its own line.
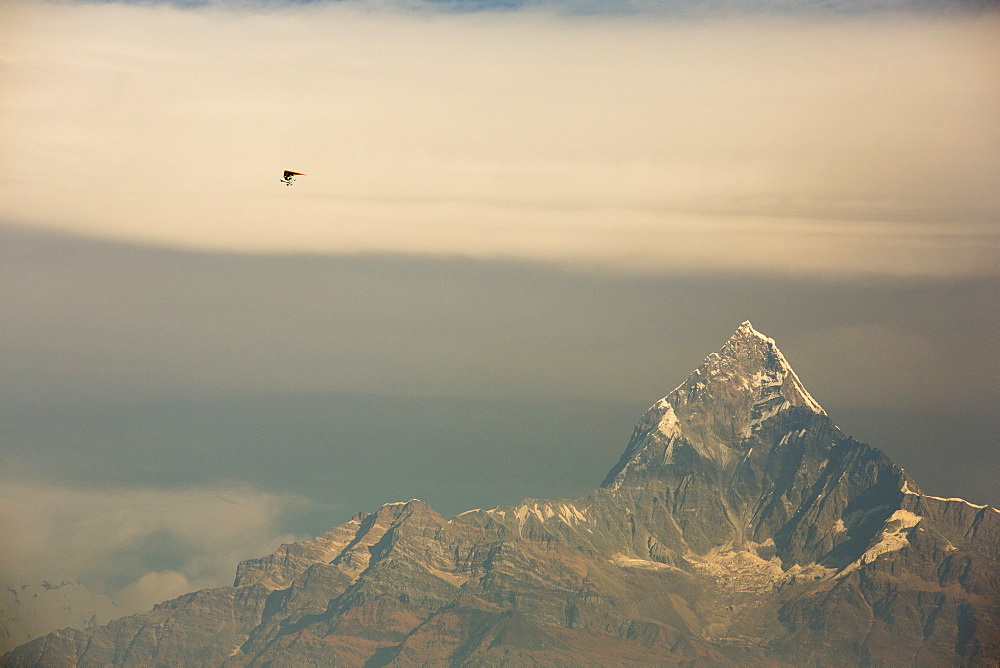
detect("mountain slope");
top-left (5, 322), bottom-right (997, 666)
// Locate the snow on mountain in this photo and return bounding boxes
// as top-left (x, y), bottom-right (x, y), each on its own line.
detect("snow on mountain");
top-left (603, 320), bottom-right (825, 488)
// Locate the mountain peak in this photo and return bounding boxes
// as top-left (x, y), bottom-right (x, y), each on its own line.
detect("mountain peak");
top-left (603, 322), bottom-right (824, 488)
top-left (734, 319), bottom-right (763, 338)
top-left (726, 320), bottom-right (787, 353)
top-left (713, 320), bottom-right (824, 414)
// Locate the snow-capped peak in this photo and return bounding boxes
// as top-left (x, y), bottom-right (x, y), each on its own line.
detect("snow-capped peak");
top-left (735, 320), bottom-right (768, 341)
top-left (604, 322), bottom-right (826, 488)
top-left (715, 320), bottom-right (824, 416)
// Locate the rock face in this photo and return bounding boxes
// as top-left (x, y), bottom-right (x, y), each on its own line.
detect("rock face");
top-left (5, 322), bottom-right (998, 666)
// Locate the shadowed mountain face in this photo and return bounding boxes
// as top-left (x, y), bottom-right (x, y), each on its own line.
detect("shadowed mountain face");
top-left (5, 323), bottom-right (998, 666)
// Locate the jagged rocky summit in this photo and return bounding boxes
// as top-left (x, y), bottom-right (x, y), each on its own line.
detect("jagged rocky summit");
top-left (5, 322), bottom-right (998, 666)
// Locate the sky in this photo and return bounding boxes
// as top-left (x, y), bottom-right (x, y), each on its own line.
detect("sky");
top-left (1, 0), bottom-right (998, 648)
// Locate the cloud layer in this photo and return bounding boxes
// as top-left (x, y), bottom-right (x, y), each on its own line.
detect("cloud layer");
top-left (5, 228), bottom-right (997, 510)
top-left (2, 1), bottom-right (998, 275)
top-left (0, 480), bottom-right (308, 643)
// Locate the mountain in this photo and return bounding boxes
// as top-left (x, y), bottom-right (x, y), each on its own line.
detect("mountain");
top-left (5, 322), bottom-right (998, 666)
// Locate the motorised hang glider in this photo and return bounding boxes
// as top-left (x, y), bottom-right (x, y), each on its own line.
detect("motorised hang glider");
top-left (281, 170), bottom-right (306, 186)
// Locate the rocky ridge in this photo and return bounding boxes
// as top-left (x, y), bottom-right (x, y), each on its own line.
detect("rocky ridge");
top-left (5, 322), bottom-right (998, 666)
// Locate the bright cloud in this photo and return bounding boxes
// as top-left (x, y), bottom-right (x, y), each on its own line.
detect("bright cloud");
top-left (0, 480), bottom-right (309, 644)
top-left (1, 1), bottom-right (997, 275)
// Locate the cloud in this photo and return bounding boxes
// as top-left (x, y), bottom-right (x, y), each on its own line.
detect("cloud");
top-left (0, 479), bottom-right (309, 636)
top-left (3, 228), bottom-right (996, 509)
top-left (1, 1), bottom-right (997, 275)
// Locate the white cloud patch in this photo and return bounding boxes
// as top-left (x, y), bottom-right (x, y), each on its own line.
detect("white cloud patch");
top-left (0, 480), bottom-right (308, 646)
top-left (0, 1), bottom-right (998, 276)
